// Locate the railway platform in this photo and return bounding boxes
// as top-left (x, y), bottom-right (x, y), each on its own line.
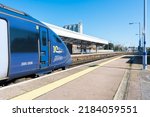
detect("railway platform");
top-left (71, 52), bottom-right (125, 65)
top-left (0, 55), bottom-right (130, 100)
top-left (125, 56), bottom-right (150, 100)
top-left (0, 55), bottom-right (149, 100)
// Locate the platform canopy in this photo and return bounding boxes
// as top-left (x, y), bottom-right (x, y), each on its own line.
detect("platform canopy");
top-left (43, 22), bottom-right (108, 45)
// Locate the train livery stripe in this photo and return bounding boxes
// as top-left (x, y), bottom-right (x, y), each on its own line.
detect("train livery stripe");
top-left (11, 55), bottom-right (125, 100)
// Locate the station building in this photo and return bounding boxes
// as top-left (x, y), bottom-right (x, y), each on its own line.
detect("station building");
top-left (43, 22), bottom-right (109, 54)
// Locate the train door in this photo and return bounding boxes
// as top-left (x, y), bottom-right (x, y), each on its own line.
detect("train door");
top-left (0, 19), bottom-right (8, 80)
top-left (40, 27), bottom-right (49, 68)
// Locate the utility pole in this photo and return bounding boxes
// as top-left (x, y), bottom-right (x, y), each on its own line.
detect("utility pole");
top-left (143, 0), bottom-right (147, 70)
top-left (138, 22), bottom-right (141, 52)
top-left (129, 22), bottom-right (141, 52)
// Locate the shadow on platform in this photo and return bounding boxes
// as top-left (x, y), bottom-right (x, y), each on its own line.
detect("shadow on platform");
top-left (101, 66), bottom-right (141, 71)
top-left (126, 55), bottom-right (150, 65)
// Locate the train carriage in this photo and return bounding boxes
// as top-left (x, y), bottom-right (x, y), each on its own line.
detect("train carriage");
top-left (0, 4), bottom-right (72, 81)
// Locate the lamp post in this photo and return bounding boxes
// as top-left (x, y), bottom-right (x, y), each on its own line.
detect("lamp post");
top-left (129, 0), bottom-right (147, 70)
top-left (129, 22), bottom-right (141, 52)
top-left (143, 0), bottom-right (147, 70)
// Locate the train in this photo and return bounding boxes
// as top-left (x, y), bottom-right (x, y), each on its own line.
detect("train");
top-left (0, 4), bottom-right (72, 81)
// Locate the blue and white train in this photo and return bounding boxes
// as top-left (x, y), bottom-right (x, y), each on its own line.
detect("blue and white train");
top-left (0, 4), bottom-right (72, 81)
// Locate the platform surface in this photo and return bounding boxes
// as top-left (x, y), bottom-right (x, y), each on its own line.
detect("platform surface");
top-left (125, 56), bottom-right (150, 100)
top-left (0, 55), bottom-right (133, 100)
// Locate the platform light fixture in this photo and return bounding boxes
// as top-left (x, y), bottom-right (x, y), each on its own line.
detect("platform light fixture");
top-left (129, 22), bottom-right (141, 53)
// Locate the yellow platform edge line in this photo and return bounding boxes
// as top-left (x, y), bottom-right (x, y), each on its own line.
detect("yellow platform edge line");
top-left (11, 55), bottom-right (125, 100)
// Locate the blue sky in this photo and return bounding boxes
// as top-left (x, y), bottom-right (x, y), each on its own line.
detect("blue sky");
top-left (0, 0), bottom-right (150, 47)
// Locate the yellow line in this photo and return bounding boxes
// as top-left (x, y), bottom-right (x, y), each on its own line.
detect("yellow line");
top-left (11, 55), bottom-right (124, 100)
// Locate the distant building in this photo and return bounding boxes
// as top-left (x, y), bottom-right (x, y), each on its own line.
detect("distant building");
top-left (63, 22), bottom-right (83, 34)
top-left (127, 47), bottom-right (138, 52)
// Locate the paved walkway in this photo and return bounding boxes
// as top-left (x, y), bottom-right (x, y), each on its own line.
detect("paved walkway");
top-left (36, 56), bottom-right (130, 100)
top-left (0, 55), bottom-right (131, 100)
top-left (125, 56), bottom-right (150, 100)
top-left (1, 55), bottom-right (149, 100)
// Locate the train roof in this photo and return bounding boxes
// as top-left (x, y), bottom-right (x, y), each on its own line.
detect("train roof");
top-left (0, 3), bottom-right (44, 26)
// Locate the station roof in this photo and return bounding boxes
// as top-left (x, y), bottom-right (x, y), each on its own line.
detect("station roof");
top-left (43, 22), bottom-right (108, 45)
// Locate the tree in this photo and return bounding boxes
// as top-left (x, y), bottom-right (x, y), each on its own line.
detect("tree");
top-left (104, 43), bottom-right (114, 50)
top-left (108, 43), bottom-right (114, 50)
top-left (114, 44), bottom-right (123, 51)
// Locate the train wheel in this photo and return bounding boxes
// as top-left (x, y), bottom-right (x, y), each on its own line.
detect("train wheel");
top-left (62, 67), bottom-right (66, 70)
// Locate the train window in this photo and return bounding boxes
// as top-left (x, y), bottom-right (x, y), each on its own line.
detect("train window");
top-left (56, 37), bottom-right (62, 43)
top-left (42, 31), bottom-right (47, 46)
top-left (10, 28), bottom-right (38, 53)
top-left (54, 35), bottom-right (62, 43)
